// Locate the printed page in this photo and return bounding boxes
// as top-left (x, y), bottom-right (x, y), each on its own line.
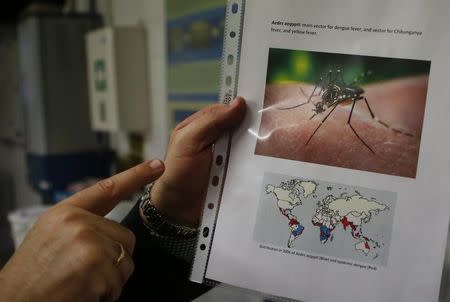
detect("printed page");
top-left (204, 0), bottom-right (450, 301)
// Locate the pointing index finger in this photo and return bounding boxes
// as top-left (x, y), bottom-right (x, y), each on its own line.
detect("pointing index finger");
top-left (64, 160), bottom-right (165, 216)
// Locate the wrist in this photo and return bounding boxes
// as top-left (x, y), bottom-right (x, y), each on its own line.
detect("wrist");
top-left (150, 180), bottom-right (202, 228)
top-left (138, 186), bottom-right (199, 262)
top-left (140, 184), bottom-right (198, 238)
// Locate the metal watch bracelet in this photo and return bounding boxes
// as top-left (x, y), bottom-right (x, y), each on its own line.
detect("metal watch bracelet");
top-left (139, 184), bottom-right (198, 239)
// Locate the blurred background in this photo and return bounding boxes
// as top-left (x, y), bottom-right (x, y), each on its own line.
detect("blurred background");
top-left (266, 48), bottom-right (430, 86)
top-left (0, 1), bottom-right (447, 301)
top-left (0, 0), bottom-right (226, 266)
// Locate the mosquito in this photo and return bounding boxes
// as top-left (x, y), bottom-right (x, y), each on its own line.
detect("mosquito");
top-left (276, 69), bottom-right (413, 154)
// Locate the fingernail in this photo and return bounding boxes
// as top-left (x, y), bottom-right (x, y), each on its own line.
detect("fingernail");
top-left (148, 160), bottom-right (163, 171)
top-left (230, 96), bottom-right (244, 107)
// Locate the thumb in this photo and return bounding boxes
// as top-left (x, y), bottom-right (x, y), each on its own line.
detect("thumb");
top-left (63, 160), bottom-right (165, 216)
top-left (180, 97), bottom-right (247, 152)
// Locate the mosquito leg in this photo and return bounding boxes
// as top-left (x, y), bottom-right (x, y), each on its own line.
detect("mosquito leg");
top-left (317, 85), bottom-right (324, 95)
top-left (306, 85), bottom-right (318, 105)
top-left (299, 86), bottom-right (310, 98)
top-left (319, 71), bottom-right (332, 94)
top-left (300, 86), bottom-right (320, 101)
top-left (305, 103), bottom-right (339, 146)
top-left (279, 70), bottom-right (331, 111)
top-left (332, 70), bottom-right (339, 83)
top-left (314, 71), bottom-right (331, 97)
top-left (337, 69), bottom-right (347, 85)
top-left (348, 99), bottom-right (375, 154)
top-left (363, 97), bottom-right (375, 119)
top-left (309, 69), bottom-right (332, 101)
top-left (277, 102), bottom-right (310, 110)
top-left (364, 97), bottom-right (414, 137)
top-left (316, 77), bottom-right (325, 96)
top-left (277, 84), bottom-right (317, 110)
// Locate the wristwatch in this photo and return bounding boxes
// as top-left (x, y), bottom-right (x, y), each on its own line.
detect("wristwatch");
top-left (139, 185), bottom-right (198, 239)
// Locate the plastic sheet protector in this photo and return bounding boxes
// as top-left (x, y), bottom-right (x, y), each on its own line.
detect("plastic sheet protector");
top-left (191, 1), bottom-right (450, 301)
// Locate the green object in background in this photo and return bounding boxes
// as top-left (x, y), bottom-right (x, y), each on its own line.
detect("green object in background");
top-left (167, 0), bottom-right (225, 19)
top-left (266, 48), bottom-right (430, 86)
top-left (94, 59), bottom-right (107, 92)
top-left (166, 0), bottom-right (227, 130)
top-left (168, 60), bottom-right (221, 95)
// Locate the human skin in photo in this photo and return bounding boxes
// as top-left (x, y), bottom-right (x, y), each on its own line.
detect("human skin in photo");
top-left (255, 74), bottom-right (428, 178)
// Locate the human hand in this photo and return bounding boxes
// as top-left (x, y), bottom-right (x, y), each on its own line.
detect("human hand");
top-left (151, 97), bottom-right (247, 227)
top-left (255, 75), bottom-right (427, 178)
top-left (0, 160), bottom-right (164, 302)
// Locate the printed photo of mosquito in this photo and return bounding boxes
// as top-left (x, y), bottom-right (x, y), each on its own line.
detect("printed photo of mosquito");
top-left (277, 69), bottom-right (414, 154)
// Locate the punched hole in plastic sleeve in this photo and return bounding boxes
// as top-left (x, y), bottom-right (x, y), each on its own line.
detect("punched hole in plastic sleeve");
top-left (190, 0), bottom-right (245, 284)
top-left (216, 155), bottom-right (224, 166)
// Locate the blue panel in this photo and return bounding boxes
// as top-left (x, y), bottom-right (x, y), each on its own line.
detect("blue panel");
top-left (169, 93), bottom-right (218, 102)
top-left (167, 7), bottom-right (226, 30)
top-left (169, 49), bottom-right (223, 64)
top-left (173, 110), bottom-right (197, 125)
top-left (27, 151), bottom-right (113, 201)
top-left (167, 7), bottom-right (226, 64)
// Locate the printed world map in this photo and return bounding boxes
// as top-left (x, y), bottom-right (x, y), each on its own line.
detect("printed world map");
top-left (265, 178), bottom-right (389, 258)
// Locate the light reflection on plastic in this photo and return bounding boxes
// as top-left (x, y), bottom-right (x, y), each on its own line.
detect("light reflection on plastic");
top-left (248, 128), bottom-right (271, 140)
top-left (258, 104), bottom-right (279, 113)
top-left (248, 124), bottom-right (301, 141)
